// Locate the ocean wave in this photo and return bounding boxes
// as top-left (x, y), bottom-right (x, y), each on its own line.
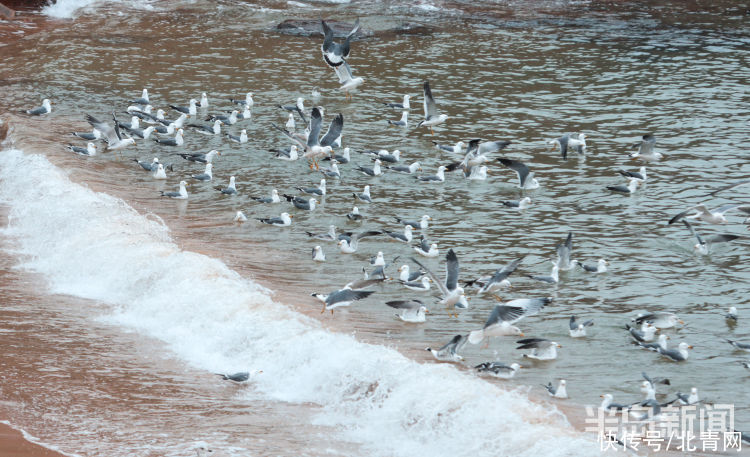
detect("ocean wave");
top-left (0, 147), bottom-right (599, 457)
top-left (41, 0), bottom-right (155, 19)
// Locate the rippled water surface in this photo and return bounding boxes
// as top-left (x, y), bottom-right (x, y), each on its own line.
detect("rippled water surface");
top-left (1, 0), bottom-right (749, 455)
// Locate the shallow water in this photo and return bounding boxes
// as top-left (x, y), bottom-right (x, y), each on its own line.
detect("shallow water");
top-left (0, 0), bottom-right (749, 455)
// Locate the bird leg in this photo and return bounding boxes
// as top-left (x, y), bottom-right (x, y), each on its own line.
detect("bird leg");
top-left (482, 338), bottom-right (490, 349)
top-left (330, 309), bottom-right (334, 315)
top-left (430, 127), bottom-right (435, 135)
top-left (320, 304), bottom-right (326, 314)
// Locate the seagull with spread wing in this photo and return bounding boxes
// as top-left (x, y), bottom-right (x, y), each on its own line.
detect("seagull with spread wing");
top-left (417, 81), bottom-right (448, 135)
top-left (411, 249), bottom-right (467, 317)
top-left (467, 297), bottom-right (550, 347)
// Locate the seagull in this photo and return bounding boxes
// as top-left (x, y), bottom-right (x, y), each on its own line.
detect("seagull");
top-left (297, 179), bottom-right (326, 196)
top-left (278, 97), bottom-right (307, 124)
top-left (334, 62), bottom-right (364, 100)
top-left (230, 92), bottom-right (253, 107)
top-left (411, 249), bottom-right (467, 316)
top-left (383, 94), bottom-right (410, 110)
top-left (282, 195), bottom-right (317, 211)
top-left (325, 147), bottom-right (350, 164)
top-left (618, 167), bottom-right (647, 181)
top-left (386, 300), bottom-right (429, 323)
top-left (337, 231), bottom-right (380, 253)
top-left (353, 185), bottom-right (372, 203)
top-left (72, 127), bottom-right (102, 141)
top-left (347, 206), bottom-right (363, 222)
top-left (432, 140), bottom-right (465, 155)
top-left (233, 211), bottom-right (247, 223)
top-left (599, 394), bottom-right (630, 411)
top-left (128, 125), bottom-right (157, 139)
top-left (578, 259), bottom-right (609, 273)
top-left (544, 380), bottom-right (568, 399)
top-left (67, 142), bottom-right (97, 156)
top-left (465, 256), bottom-right (524, 296)
top-left (178, 149), bottom-right (220, 163)
top-left (474, 362), bottom-right (521, 379)
top-left (199, 92), bottom-right (209, 108)
top-left (388, 111), bottom-right (408, 127)
top-left (726, 339), bottom-right (750, 352)
top-left (152, 163), bottom-right (167, 180)
top-left (191, 163), bottom-right (213, 181)
top-left (401, 276), bottom-right (432, 292)
top-left (158, 112), bottom-right (188, 129)
top-left (206, 110), bottom-right (238, 125)
top-left (311, 288), bottom-right (373, 314)
top-left (306, 225), bottom-right (338, 241)
top-left (395, 215), bottom-right (431, 230)
top-left (629, 134), bottom-right (661, 161)
top-left (658, 342), bottom-right (692, 361)
top-left (386, 161), bottom-right (421, 174)
top-left (312, 246), bottom-right (326, 262)
top-left (516, 338), bottom-right (561, 360)
top-left (130, 89), bottom-right (150, 106)
top-left (25, 98), bottom-right (52, 115)
top-left (417, 81), bottom-right (448, 134)
top-left (526, 261), bottom-right (559, 284)
top-left (568, 316), bottom-right (594, 338)
top-left (272, 145), bottom-right (299, 161)
top-left (638, 334), bottom-right (670, 352)
top-left (320, 18), bottom-right (360, 67)
top-left (726, 306), bottom-right (738, 322)
top-left (681, 219), bottom-right (742, 254)
top-left (257, 212), bottom-right (293, 226)
top-left (502, 197), bottom-right (531, 210)
top-left (85, 113), bottom-right (136, 151)
top-left (397, 264), bottom-right (424, 282)
top-left (170, 99), bottom-right (199, 116)
top-left (669, 204), bottom-right (750, 225)
top-left (425, 334), bottom-right (466, 362)
top-left (187, 120), bottom-right (222, 135)
top-left (133, 156), bottom-right (159, 172)
top-left (632, 312), bottom-right (683, 329)
top-left (357, 159), bottom-right (383, 177)
top-left (284, 113), bottom-right (296, 133)
top-left (467, 297), bottom-right (549, 346)
top-left (154, 128), bottom-right (184, 147)
top-left (607, 178), bottom-right (639, 194)
top-left (216, 372), bottom-right (250, 382)
top-left (415, 165), bottom-right (446, 182)
top-left (116, 115), bottom-right (140, 131)
top-left (215, 176), bottom-right (237, 195)
top-left (383, 225), bottom-right (413, 243)
top-left (251, 189), bottom-right (280, 204)
top-left (666, 387), bottom-right (700, 405)
top-left (625, 322), bottom-right (657, 342)
top-left (160, 180), bottom-right (189, 199)
top-left (556, 232), bottom-right (576, 270)
top-left (272, 107), bottom-right (334, 169)
top-left (414, 239), bottom-right (439, 258)
top-left (320, 161), bottom-right (341, 178)
top-left (497, 158), bottom-right (539, 189)
top-left (548, 134), bottom-right (581, 160)
top-left (227, 129), bottom-right (248, 144)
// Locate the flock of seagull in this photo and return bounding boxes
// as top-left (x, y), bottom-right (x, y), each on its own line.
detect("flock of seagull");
top-left (23, 17), bottom-right (750, 445)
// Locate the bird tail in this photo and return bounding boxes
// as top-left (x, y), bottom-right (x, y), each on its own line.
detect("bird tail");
top-left (468, 329), bottom-right (484, 345)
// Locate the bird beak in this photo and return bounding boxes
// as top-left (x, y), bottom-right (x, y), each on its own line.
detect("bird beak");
top-left (557, 344), bottom-right (562, 348)
top-left (688, 345), bottom-right (694, 349)
top-left (600, 395), bottom-right (604, 398)
top-left (289, 215), bottom-right (294, 218)
top-left (425, 309), bottom-right (430, 313)
top-left (678, 320), bottom-right (685, 324)
top-left (518, 365), bottom-right (523, 369)
top-left (519, 332), bottom-right (524, 337)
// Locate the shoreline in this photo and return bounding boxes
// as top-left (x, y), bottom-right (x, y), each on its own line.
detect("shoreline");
top-left (0, 422), bottom-right (70, 457)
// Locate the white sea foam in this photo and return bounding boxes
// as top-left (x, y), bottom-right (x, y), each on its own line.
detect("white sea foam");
top-left (42, 0), bottom-right (155, 19)
top-left (0, 148), bottom-right (601, 457)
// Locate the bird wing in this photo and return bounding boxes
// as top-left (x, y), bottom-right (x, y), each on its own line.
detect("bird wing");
top-left (497, 158), bottom-right (530, 187)
top-left (423, 80), bottom-right (438, 119)
top-left (386, 300), bottom-right (422, 310)
top-left (682, 220), bottom-right (705, 246)
top-left (320, 113), bottom-right (343, 147)
top-left (307, 108), bottom-right (323, 147)
top-left (444, 249), bottom-right (459, 292)
top-left (411, 256), bottom-right (448, 296)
